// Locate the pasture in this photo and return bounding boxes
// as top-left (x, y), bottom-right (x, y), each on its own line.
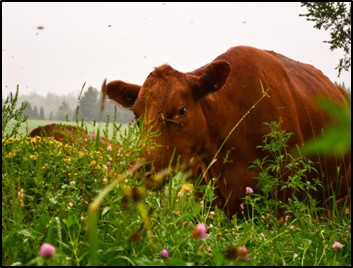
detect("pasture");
top-left (6, 119), bottom-right (128, 140)
top-left (2, 92), bottom-right (351, 266)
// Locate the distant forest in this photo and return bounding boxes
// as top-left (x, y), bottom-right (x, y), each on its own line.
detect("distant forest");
top-left (16, 86), bottom-right (134, 123)
top-left (12, 82), bottom-right (351, 123)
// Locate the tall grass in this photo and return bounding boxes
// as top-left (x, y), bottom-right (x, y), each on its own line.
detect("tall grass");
top-left (2, 88), bottom-right (351, 266)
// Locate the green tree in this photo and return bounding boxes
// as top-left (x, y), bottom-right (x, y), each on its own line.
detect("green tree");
top-left (32, 106), bottom-right (39, 119)
top-left (300, 2), bottom-right (351, 76)
top-left (39, 106), bottom-right (45, 120)
top-left (78, 86), bottom-right (99, 122)
top-left (22, 101), bottom-right (32, 119)
top-left (55, 100), bottom-right (72, 121)
top-left (48, 111), bottom-right (54, 120)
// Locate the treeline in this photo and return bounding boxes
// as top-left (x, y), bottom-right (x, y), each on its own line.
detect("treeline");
top-left (17, 86), bottom-right (134, 123)
top-left (11, 82), bottom-right (351, 123)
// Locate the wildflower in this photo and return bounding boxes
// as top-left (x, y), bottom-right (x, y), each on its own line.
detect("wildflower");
top-left (90, 160), bottom-right (97, 167)
top-left (18, 188), bottom-right (24, 199)
top-left (68, 202), bottom-right (74, 209)
top-left (245, 186), bottom-right (254, 194)
top-left (5, 150), bottom-right (17, 159)
top-left (240, 203), bottom-right (245, 211)
top-left (289, 225), bottom-right (297, 231)
top-left (191, 223), bottom-right (207, 240)
top-left (160, 248), bottom-right (169, 258)
top-left (106, 145), bottom-right (112, 151)
top-left (63, 157), bottom-right (71, 164)
top-left (172, 211), bottom-right (181, 217)
top-left (39, 243), bottom-right (56, 258)
top-left (177, 183), bottom-right (193, 197)
top-left (29, 154), bottom-right (38, 160)
top-left (63, 144), bottom-right (72, 152)
top-left (225, 245), bottom-right (250, 260)
top-left (103, 178), bottom-right (108, 184)
top-left (18, 188), bottom-right (24, 207)
top-left (332, 241), bottom-right (343, 249)
top-left (237, 245), bottom-right (250, 260)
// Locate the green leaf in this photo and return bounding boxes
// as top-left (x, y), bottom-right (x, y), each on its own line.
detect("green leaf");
top-left (300, 97), bottom-right (351, 156)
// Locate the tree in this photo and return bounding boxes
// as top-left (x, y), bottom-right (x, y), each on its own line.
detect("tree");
top-left (77, 86), bottom-right (99, 122)
top-left (55, 100), bottom-right (72, 121)
top-left (22, 101), bottom-right (33, 119)
top-left (39, 106), bottom-right (45, 120)
top-left (48, 111), bottom-right (54, 120)
top-left (32, 106), bottom-right (39, 119)
top-left (300, 2), bottom-right (351, 76)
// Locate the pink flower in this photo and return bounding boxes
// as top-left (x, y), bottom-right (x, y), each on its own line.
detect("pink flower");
top-left (245, 187), bottom-right (254, 194)
top-left (191, 223), bottom-right (207, 240)
top-left (18, 188), bottom-right (24, 198)
top-left (39, 243), bottom-right (56, 257)
top-left (160, 248), bottom-right (169, 258)
top-left (225, 245), bottom-right (250, 260)
top-left (332, 241), bottom-right (344, 249)
top-left (237, 245), bottom-right (250, 260)
top-left (240, 203), bottom-right (245, 211)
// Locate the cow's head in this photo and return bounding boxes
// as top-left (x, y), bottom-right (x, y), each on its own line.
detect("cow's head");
top-left (105, 61), bottom-right (230, 175)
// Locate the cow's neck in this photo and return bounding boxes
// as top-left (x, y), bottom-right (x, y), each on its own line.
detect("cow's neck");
top-left (197, 95), bottom-right (236, 178)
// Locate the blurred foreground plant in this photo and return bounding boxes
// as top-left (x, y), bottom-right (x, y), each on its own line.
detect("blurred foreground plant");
top-left (300, 96), bottom-right (351, 156)
top-left (2, 85), bottom-right (28, 139)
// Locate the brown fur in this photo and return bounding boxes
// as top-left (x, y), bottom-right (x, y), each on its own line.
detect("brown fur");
top-left (28, 123), bottom-right (111, 148)
top-left (105, 46), bottom-right (351, 217)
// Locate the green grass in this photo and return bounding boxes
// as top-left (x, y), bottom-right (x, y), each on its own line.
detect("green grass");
top-left (6, 119), bottom-right (128, 140)
top-left (2, 90), bottom-right (351, 266)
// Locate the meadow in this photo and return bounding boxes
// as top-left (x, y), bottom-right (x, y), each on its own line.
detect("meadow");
top-left (2, 90), bottom-right (351, 266)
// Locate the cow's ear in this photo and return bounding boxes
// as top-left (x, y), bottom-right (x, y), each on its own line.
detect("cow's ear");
top-left (193, 61), bottom-right (230, 100)
top-left (105, 80), bottom-right (141, 108)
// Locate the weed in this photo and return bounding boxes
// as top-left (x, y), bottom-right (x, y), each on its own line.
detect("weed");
top-left (2, 88), bottom-right (350, 266)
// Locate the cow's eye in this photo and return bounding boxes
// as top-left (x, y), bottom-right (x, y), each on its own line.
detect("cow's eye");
top-left (177, 106), bottom-right (188, 117)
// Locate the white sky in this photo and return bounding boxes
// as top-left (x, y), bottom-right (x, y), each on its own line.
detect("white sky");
top-left (2, 2), bottom-right (351, 97)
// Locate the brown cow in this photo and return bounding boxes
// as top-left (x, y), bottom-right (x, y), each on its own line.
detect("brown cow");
top-left (29, 123), bottom-right (111, 148)
top-left (105, 46), bottom-right (351, 217)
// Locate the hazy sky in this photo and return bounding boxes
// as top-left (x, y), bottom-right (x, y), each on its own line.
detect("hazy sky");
top-left (2, 2), bottom-right (351, 98)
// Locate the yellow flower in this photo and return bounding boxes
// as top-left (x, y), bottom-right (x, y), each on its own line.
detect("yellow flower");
top-left (29, 154), bottom-right (38, 160)
top-left (92, 151), bottom-right (102, 159)
top-left (5, 150), bottom-right (17, 158)
top-left (90, 160), bottom-right (97, 167)
top-left (63, 144), bottom-right (72, 152)
top-left (53, 139), bottom-right (63, 147)
top-left (177, 183), bottom-right (194, 198)
top-left (63, 157), bottom-right (72, 164)
top-left (3, 137), bottom-right (19, 145)
top-left (41, 165), bottom-right (48, 171)
top-left (30, 136), bottom-right (39, 143)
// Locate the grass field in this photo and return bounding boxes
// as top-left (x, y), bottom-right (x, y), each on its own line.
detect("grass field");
top-left (6, 119), bottom-right (128, 140)
top-left (2, 92), bottom-right (351, 266)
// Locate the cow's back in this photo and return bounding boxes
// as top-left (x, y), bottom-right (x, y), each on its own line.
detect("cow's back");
top-left (193, 46), bottom-right (350, 215)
